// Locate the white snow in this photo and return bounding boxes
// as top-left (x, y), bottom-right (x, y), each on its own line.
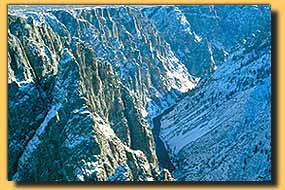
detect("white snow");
top-left (141, 107), bottom-right (148, 118)
top-left (17, 78), bottom-right (33, 89)
top-left (60, 49), bottom-right (75, 65)
top-left (194, 32), bottom-right (202, 42)
top-left (38, 104), bottom-right (62, 135)
top-left (166, 68), bottom-right (198, 93)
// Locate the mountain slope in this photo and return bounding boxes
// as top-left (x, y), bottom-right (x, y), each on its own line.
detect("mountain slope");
top-left (160, 31), bottom-right (271, 181)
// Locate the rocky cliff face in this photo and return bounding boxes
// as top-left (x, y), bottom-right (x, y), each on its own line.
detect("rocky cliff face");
top-left (143, 5), bottom-right (270, 78)
top-left (8, 6), bottom-right (199, 181)
top-left (143, 6), bottom-right (218, 77)
top-left (8, 5), bottom-right (271, 182)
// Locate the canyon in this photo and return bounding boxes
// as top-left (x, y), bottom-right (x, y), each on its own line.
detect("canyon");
top-left (8, 5), bottom-right (271, 181)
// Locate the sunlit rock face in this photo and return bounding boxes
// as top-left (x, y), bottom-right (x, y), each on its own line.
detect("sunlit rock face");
top-left (8, 5), bottom-right (197, 182)
top-left (8, 5), bottom-right (271, 182)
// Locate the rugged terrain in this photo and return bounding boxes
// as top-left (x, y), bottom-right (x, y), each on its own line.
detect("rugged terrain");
top-left (160, 31), bottom-right (271, 181)
top-left (8, 5), bottom-right (271, 181)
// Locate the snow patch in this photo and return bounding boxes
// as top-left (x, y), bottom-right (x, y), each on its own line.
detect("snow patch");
top-left (38, 104), bottom-right (62, 135)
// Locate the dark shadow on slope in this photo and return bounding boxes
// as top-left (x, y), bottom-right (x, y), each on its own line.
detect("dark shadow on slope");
top-left (14, 10), bottom-right (277, 187)
top-left (152, 106), bottom-right (176, 172)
